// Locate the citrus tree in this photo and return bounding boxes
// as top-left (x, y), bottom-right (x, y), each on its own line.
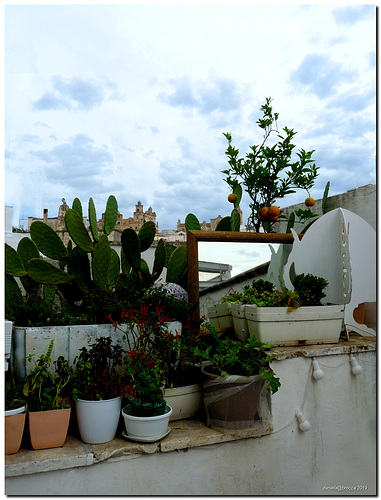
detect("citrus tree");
top-left (222, 97), bottom-right (319, 232)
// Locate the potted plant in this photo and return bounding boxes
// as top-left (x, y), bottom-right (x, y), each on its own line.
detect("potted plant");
top-left (23, 340), bottom-right (71, 450)
top-left (191, 325), bottom-right (280, 431)
top-left (5, 375), bottom-right (26, 455)
top-left (122, 350), bottom-right (172, 442)
top-left (113, 298), bottom-right (203, 422)
top-left (243, 275), bottom-right (345, 346)
top-left (71, 336), bottom-right (129, 444)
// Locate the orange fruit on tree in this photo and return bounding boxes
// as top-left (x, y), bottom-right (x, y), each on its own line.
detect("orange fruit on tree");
top-left (267, 215), bottom-right (279, 222)
top-left (305, 197), bottom-right (315, 207)
top-left (228, 193), bottom-right (238, 204)
top-left (268, 206), bottom-right (280, 217)
top-left (258, 207), bottom-right (269, 219)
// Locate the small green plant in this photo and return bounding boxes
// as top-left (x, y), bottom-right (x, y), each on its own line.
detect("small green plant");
top-left (292, 273), bottom-right (329, 306)
top-left (222, 97), bottom-right (319, 232)
top-left (23, 340), bottom-right (71, 411)
top-left (72, 337), bottom-right (129, 401)
top-left (5, 376), bottom-right (25, 411)
top-left (192, 325), bottom-right (280, 393)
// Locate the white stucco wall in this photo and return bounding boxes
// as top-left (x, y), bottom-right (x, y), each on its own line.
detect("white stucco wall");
top-left (6, 349), bottom-right (376, 496)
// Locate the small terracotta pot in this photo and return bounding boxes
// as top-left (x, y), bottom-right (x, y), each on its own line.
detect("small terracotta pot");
top-left (5, 408), bottom-right (26, 455)
top-left (29, 408), bottom-right (71, 450)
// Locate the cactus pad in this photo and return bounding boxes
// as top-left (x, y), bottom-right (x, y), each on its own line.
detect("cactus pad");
top-left (17, 237), bottom-right (40, 266)
top-left (26, 258), bottom-right (73, 284)
top-left (185, 213), bottom-right (201, 231)
top-left (166, 245), bottom-right (187, 285)
top-left (103, 195), bottom-right (118, 235)
top-left (88, 197), bottom-right (99, 242)
top-left (72, 198), bottom-right (83, 219)
top-left (92, 234), bottom-right (111, 289)
top-left (65, 209), bottom-right (94, 252)
top-left (30, 221), bottom-right (68, 260)
top-left (121, 228), bottom-right (141, 272)
top-left (5, 244), bottom-right (26, 277)
top-left (138, 221), bottom-right (156, 252)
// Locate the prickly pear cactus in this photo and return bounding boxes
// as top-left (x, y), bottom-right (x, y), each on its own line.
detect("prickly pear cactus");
top-left (230, 208), bottom-right (241, 232)
top-left (26, 258), bottom-right (73, 284)
top-left (152, 238), bottom-right (165, 280)
top-left (17, 237), bottom-right (40, 266)
top-left (72, 198), bottom-right (83, 218)
top-left (215, 216), bottom-right (232, 231)
top-left (30, 221), bottom-right (68, 260)
top-left (107, 248), bottom-right (120, 288)
top-left (88, 197), bottom-right (99, 242)
top-left (185, 213), bottom-right (201, 231)
top-left (92, 234), bottom-right (111, 289)
top-left (103, 195), bottom-right (118, 235)
top-left (166, 245), bottom-right (187, 285)
top-left (65, 208), bottom-right (94, 253)
top-left (67, 246), bottom-right (92, 293)
top-left (121, 228), bottom-right (141, 272)
top-left (138, 221), bottom-right (156, 252)
top-left (5, 244), bottom-right (26, 277)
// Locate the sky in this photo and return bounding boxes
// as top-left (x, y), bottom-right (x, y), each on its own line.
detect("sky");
top-left (4, 3), bottom-right (376, 274)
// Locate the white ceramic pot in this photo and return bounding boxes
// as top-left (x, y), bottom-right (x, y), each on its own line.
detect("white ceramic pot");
top-left (76, 396), bottom-right (122, 444)
top-left (245, 304), bottom-right (345, 346)
top-left (164, 384), bottom-right (202, 421)
top-left (5, 405), bottom-right (25, 417)
top-left (122, 404), bottom-right (172, 439)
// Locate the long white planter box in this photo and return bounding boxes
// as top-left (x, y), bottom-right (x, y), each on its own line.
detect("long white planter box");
top-left (207, 303), bottom-right (234, 333)
top-left (12, 324), bottom-right (134, 379)
top-left (245, 304), bottom-right (345, 346)
top-left (230, 303), bottom-right (249, 341)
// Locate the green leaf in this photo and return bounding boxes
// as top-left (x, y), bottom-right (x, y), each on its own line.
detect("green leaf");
top-left (30, 221), bottom-right (68, 260)
top-left (72, 198), bottom-right (83, 218)
top-left (185, 213), bottom-right (201, 231)
top-left (103, 195), bottom-right (118, 235)
top-left (65, 209), bottom-right (94, 253)
top-left (5, 244), bottom-right (26, 277)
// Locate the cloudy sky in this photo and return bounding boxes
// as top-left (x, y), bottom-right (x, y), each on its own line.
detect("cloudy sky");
top-left (4, 3), bottom-right (376, 247)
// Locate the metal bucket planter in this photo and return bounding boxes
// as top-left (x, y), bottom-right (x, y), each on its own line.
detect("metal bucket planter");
top-left (245, 304), bottom-right (345, 346)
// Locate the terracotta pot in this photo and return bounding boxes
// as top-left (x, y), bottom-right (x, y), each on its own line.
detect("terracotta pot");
top-left (29, 408), bottom-right (71, 450)
top-left (5, 407), bottom-right (26, 455)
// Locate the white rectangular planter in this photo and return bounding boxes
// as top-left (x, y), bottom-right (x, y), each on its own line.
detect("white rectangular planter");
top-left (207, 303), bottom-right (234, 333)
top-left (12, 324), bottom-right (134, 379)
top-left (230, 303), bottom-right (249, 341)
top-left (245, 304), bottom-right (345, 346)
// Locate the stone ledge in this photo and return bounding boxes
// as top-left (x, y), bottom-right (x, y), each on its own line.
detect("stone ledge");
top-left (270, 333), bottom-right (376, 361)
top-left (5, 419), bottom-right (271, 477)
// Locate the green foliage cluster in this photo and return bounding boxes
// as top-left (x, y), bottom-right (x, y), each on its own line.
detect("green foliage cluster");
top-left (222, 97), bottom-right (319, 232)
top-left (5, 195), bottom-right (188, 327)
top-left (23, 340), bottom-right (71, 411)
top-left (5, 375), bottom-right (25, 411)
top-left (191, 325), bottom-right (280, 393)
top-left (220, 275), bottom-right (328, 310)
top-left (71, 336), bottom-right (128, 401)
